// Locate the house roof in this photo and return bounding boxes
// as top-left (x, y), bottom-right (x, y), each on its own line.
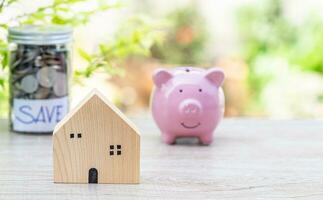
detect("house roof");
top-left (53, 89), bottom-right (140, 136)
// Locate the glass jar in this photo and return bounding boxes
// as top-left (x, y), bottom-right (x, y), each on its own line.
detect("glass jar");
top-left (8, 25), bottom-right (73, 134)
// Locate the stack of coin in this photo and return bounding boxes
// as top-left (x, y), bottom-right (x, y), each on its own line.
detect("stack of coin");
top-left (9, 44), bottom-right (69, 100)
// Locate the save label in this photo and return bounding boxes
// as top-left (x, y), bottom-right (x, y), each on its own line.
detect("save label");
top-left (12, 97), bottom-right (68, 132)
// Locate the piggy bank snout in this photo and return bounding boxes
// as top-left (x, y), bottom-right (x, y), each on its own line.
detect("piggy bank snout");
top-left (179, 99), bottom-right (202, 117)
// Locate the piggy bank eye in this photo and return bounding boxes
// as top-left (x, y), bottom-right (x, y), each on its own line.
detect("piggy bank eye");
top-left (199, 88), bottom-right (202, 92)
top-left (179, 89), bottom-right (183, 93)
top-left (185, 69), bottom-right (190, 72)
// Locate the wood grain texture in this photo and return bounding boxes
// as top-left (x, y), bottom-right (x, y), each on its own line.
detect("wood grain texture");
top-left (0, 117), bottom-right (323, 199)
top-left (53, 90), bottom-right (140, 184)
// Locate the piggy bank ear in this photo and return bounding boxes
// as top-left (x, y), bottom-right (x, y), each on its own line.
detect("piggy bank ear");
top-left (205, 68), bottom-right (225, 87)
top-left (153, 69), bottom-right (173, 87)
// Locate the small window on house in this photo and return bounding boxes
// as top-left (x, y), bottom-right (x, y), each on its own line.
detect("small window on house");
top-left (77, 133), bottom-right (82, 138)
top-left (117, 145), bottom-right (122, 155)
top-left (109, 145), bottom-right (122, 156)
top-left (70, 133), bottom-right (74, 138)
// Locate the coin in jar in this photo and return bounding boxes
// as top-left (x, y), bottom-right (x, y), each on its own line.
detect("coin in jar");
top-left (34, 56), bottom-right (43, 67)
top-left (36, 67), bottom-right (57, 88)
top-left (34, 87), bottom-right (51, 99)
top-left (21, 75), bottom-right (39, 94)
top-left (53, 72), bottom-right (67, 97)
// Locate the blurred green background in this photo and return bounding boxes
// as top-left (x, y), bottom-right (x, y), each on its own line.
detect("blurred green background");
top-left (0, 0), bottom-right (323, 119)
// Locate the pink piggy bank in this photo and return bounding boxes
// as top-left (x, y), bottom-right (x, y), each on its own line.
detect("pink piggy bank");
top-left (151, 67), bottom-right (225, 145)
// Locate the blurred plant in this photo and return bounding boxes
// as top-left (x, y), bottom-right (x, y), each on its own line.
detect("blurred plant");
top-left (237, 0), bottom-right (296, 104)
top-left (75, 15), bottom-right (165, 79)
top-left (151, 5), bottom-right (208, 65)
top-left (237, 0), bottom-right (323, 116)
top-left (0, 0), bottom-right (164, 117)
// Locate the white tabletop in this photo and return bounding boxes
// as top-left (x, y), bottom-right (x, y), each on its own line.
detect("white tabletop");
top-left (0, 117), bottom-right (322, 199)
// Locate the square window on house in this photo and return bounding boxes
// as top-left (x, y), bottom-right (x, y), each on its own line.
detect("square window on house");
top-left (117, 145), bottom-right (121, 149)
top-left (77, 133), bottom-right (82, 138)
top-left (70, 133), bottom-right (74, 138)
top-left (110, 145), bottom-right (114, 150)
top-left (110, 151), bottom-right (114, 156)
top-left (117, 150), bottom-right (121, 155)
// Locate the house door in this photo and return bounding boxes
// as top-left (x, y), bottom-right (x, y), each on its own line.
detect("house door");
top-left (88, 168), bottom-right (98, 183)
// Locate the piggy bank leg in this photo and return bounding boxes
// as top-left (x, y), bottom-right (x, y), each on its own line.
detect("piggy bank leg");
top-left (199, 133), bottom-right (213, 145)
top-left (161, 133), bottom-right (176, 144)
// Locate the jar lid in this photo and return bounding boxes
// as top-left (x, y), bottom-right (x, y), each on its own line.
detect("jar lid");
top-left (8, 25), bottom-right (73, 45)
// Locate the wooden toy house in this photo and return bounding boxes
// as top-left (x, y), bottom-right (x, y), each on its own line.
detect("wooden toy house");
top-left (53, 89), bottom-right (140, 184)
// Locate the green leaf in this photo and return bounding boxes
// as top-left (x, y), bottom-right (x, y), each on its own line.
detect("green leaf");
top-left (78, 49), bottom-right (92, 62)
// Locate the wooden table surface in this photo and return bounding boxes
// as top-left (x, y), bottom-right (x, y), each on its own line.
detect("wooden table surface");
top-left (0, 117), bottom-right (323, 199)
